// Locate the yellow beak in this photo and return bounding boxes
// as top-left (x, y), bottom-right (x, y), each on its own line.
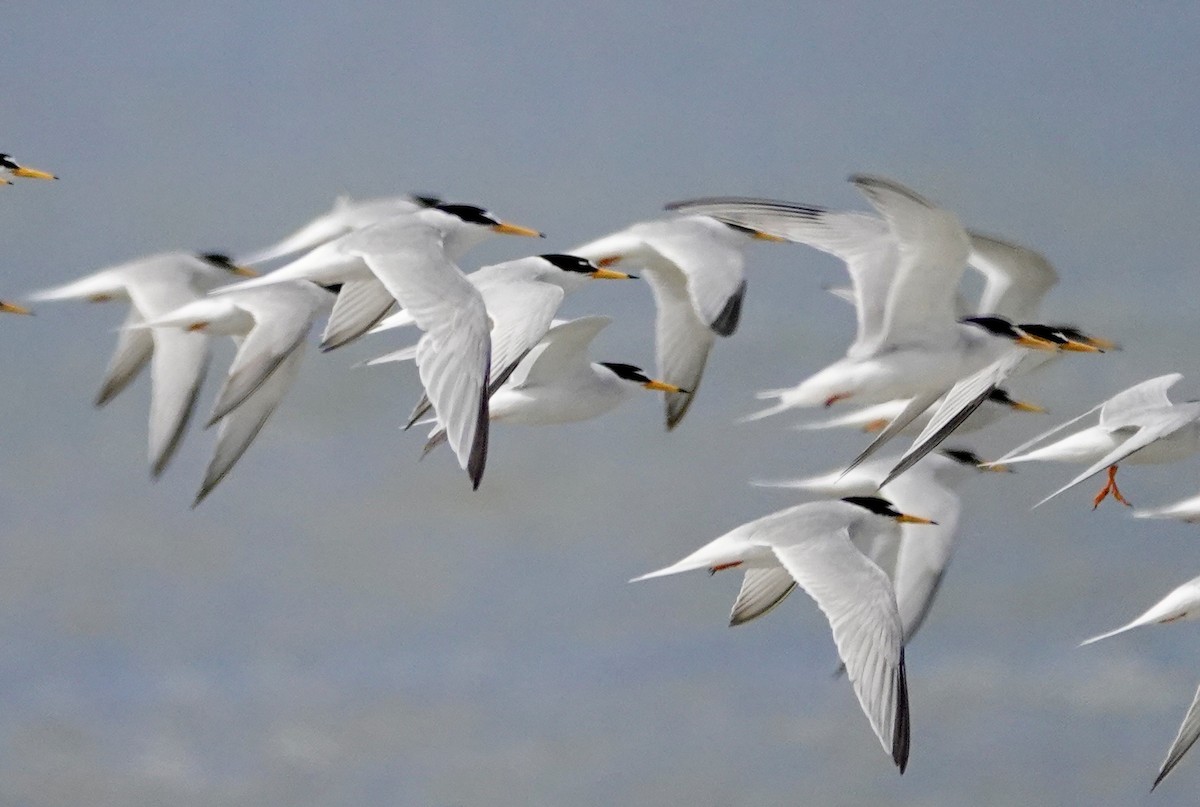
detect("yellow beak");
top-left (1060, 340), bottom-right (1102, 353)
top-left (492, 222), bottom-right (545, 238)
top-left (644, 379), bottom-right (686, 393)
top-left (591, 268), bottom-right (636, 280)
top-left (1015, 333), bottom-right (1059, 351)
top-left (1009, 399), bottom-right (1046, 414)
top-left (1079, 335), bottom-right (1119, 350)
top-left (753, 230), bottom-right (788, 242)
top-left (0, 300), bottom-right (32, 315)
top-left (11, 165), bottom-right (57, 180)
top-left (232, 264), bottom-right (259, 277)
top-left (896, 513), bottom-right (938, 525)
top-left (983, 463), bottom-right (1013, 473)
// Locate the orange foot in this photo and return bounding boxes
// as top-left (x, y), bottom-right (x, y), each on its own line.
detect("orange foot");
top-left (1092, 465), bottom-right (1132, 509)
top-left (862, 418), bottom-right (890, 433)
top-left (824, 392), bottom-right (852, 408)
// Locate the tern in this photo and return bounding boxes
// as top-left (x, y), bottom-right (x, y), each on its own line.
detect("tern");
top-left (416, 316), bottom-right (684, 453)
top-left (29, 252), bottom-right (256, 476)
top-left (991, 373), bottom-right (1200, 508)
top-left (365, 254), bottom-right (637, 429)
top-left (633, 495), bottom-right (938, 772)
top-left (755, 449), bottom-right (1009, 650)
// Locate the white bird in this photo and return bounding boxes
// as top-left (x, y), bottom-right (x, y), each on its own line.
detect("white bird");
top-left (223, 202), bottom-right (543, 350)
top-left (0, 153), bottom-right (57, 183)
top-left (633, 495), bottom-right (938, 772)
top-left (568, 212), bottom-right (785, 428)
top-left (992, 373), bottom-right (1200, 509)
top-left (755, 449), bottom-right (1009, 650)
top-left (1135, 492), bottom-right (1200, 523)
top-left (236, 193), bottom-right (441, 266)
top-left (670, 177), bottom-right (1056, 420)
top-left (365, 253), bottom-right (637, 429)
top-left (336, 211), bottom-right (530, 488)
top-left (134, 281), bottom-right (335, 506)
top-left (1080, 574), bottom-right (1200, 790)
top-left (418, 315), bottom-right (684, 453)
top-left (29, 252), bottom-right (256, 476)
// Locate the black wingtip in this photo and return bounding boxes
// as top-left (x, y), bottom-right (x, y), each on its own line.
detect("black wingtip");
top-left (466, 386), bottom-right (489, 490)
top-left (893, 648), bottom-right (911, 773)
top-left (709, 280), bottom-right (747, 337)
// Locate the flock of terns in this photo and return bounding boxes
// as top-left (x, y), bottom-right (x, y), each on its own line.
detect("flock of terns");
top-left (7, 152), bottom-right (1200, 789)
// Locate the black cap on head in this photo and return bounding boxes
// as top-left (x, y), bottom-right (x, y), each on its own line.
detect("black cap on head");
top-left (409, 194), bottom-right (442, 208)
top-left (599, 362), bottom-right (651, 384)
top-left (200, 253), bottom-right (237, 270)
top-left (0, 154), bottom-right (15, 169)
top-left (842, 495), bottom-right (903, 518)
top-left (939, 448), bottom-right (984, 466)
top-left (987, 388), bottom-right (1016, 405)
top-left (540, 253), bottom-right (596, 274)
top-left (960, 315), bottom-right (1021, 339)
top-left (434, 203), bottom-right (498, 226)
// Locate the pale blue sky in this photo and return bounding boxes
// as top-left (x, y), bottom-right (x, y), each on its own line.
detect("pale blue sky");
top-left (5, 3), bottom-right (1200, 804)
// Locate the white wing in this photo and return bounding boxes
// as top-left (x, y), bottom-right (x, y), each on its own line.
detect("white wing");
top-left (237, 194), bottom-right (430, 265)
top-left (195, 344), bottom-right (306, 507)
top-left (207, 288), bottom-right (324, 425)
top-left (346, 220), bottom-right (491, 487)
top-left (883, 471), bottom-right (962, 645)
top-left (1098, 373), bottom-right (1183, 430)
top-left (321, 277), bottom-right (397, 350)
top-left (145, 328), bottom-right (210, 476)
top-left (665, 197), bottom-right (896, 354)
top-left (95, 306), bottom-right (153, 407)
top-left (512, 316), bottom-right (611, 389)
top-left (851, 175), bottom-right (970, 347)
top-left (1155, 682), bottom-right (1200, 790)
top-left (765, 526), bottom-right (909, 770)
top-left (880, 350), bottom-right (1033, 487)
top-left (635, 217), bottom-right (748, 336)
top-left (967, 232), bottom-right (1058, 320)
top-left (728, 567), bottom-right (797, 626)
top-left (643, 264), bottom-right (713, 429)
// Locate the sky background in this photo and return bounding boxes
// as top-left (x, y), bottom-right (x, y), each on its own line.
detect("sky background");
top-left (5, 3), bottom-right (1200, 804)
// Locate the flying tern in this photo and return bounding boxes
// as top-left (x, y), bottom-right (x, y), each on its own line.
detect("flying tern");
top-left (991, 373), bottom-right (1200, 508)
top-left (416, 315), bottom-right (683, 453)
top-left (633, 495), bottom-right (938, 772)
top-left (755, 449), bottom-right (1009, 650)
top-left (29, 252), bottom-right (256, 476)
